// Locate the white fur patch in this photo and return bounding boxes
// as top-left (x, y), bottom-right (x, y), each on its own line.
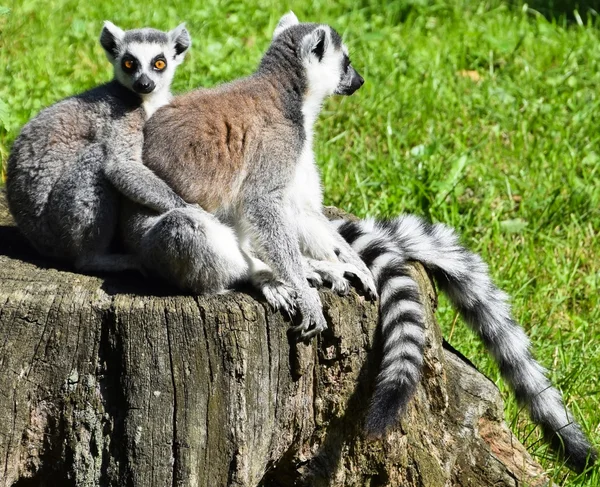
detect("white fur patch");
top-left (301, 27), bottom-right (344, 127)
top-left (142, 91), bottom-right (172, 118)
top-left (201, 212), bottom-right (248, 277)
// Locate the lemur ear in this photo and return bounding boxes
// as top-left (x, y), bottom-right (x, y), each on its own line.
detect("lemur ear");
top-left (169, 23), bottom-right (191, 59)
top-left (272, 11), bottom-right (299, 39)
top-left (300, 27), bottom-right (330, 62)
top-left (100, 21), bottom-right (125, 60)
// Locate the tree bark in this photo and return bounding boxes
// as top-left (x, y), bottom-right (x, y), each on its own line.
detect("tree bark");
top-left (0, 189), bottom-right (550, 487)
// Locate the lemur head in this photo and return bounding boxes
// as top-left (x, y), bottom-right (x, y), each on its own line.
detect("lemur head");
top-left (100, 22), bottom-right (191, 97)
top-left (267, 12), bottom-right (364, 102)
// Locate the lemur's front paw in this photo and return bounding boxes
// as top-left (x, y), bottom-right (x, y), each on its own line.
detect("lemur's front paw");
top-left (305, 269), bottom-right (324, 288)
top-left (335, 252), bottom-right (378, 299)
top-left (307, 259), bottom-right (376, 299)
top-left (254, 274), bottom-right (297, 317)
top-left (261, 281), bottom-right (297, 317)
top-left (292, 288), bottom-right (327, 341)
top-left (309, 261), bottom-right (350, 296)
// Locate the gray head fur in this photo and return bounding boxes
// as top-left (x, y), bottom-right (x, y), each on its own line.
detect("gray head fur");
top-left (257, 12), bottom-right (364, 130)
top-left (260, 13), bottom-right (363, 101)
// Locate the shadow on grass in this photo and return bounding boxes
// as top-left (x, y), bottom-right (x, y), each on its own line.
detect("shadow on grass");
top-left (525, 0), bottom-right (599, 22)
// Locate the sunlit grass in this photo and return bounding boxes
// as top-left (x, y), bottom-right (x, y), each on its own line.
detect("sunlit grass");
top-left (0, 1), bottom-right (598, 483)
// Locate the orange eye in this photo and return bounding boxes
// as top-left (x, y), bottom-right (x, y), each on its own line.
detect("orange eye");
top-left (154, 59), bottom-right (166, 70)
top-left (124, 60), bottom-right (133, 69)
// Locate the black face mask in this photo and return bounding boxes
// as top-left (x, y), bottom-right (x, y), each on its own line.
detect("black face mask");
top-left (335, 65), bottom-right (365, 96)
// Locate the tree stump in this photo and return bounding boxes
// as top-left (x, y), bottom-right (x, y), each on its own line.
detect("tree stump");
top-left (0, 189), bottom-right (550, 487)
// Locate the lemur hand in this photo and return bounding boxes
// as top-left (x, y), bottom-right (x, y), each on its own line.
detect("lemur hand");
top-left (309, 259), bottom-right (377, 299)
top-left (306, 259), bottom-right (351, 295)
top-left (343, 264), bottom-right (377, 300)
top-left (292, 287), bottom-right (327, 341)
top-left (255, 275), bottom-right (297, 317)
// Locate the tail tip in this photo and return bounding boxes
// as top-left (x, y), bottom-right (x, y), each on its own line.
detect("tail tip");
top-left (546, 425), bottom-right (598, 474)
top-left (364, 400), bottom-right (406, 440)
top-left (364, 413), bottom-right (390, 440)
top-left (564, 445), bottom-right (597, 474)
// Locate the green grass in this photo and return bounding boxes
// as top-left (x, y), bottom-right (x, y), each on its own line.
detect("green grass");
top-left (1, 0), bottom-right (599, 484)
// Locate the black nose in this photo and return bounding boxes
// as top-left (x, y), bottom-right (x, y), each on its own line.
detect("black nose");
top-left (357, 74), bottom-right (365, 86)
top-left (133, 75), bottom-right (155, 94)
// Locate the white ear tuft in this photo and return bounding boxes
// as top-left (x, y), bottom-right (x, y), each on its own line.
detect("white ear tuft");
top-left (169, 23), bottom-right (192, 59)
top-left (100, 21), bottom-right (125, 59)
top-left (300, 27), bottom-right (330, 62)
top-left (272, 11), bottom-right (299, 39)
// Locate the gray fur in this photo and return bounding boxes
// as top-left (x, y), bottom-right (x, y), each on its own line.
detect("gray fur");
top-left (120, 14), bottom-right (375, 339)
top-left (6, 22), bottom-right (191, 271)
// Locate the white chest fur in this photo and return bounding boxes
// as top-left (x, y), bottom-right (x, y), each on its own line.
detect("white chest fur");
top-left (142, 90), bottom-right (172, 119)
top-left (290, 143), bottom-right (323, 211)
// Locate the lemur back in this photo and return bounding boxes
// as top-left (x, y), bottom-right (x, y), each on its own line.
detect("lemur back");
top-left (144, 79), bottom-right (301, 214)
top-left (6, 22), bottom-right (191, 271)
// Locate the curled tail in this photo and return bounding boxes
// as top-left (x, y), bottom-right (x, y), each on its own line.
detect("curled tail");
top-left (332, 219), bottom-right (425, 437)
top-left (344, 214), bottom-right (596, 472)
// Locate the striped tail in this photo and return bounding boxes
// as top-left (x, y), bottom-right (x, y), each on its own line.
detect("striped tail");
top-left (360, 214), bottom-right (597, 473)
top-left (332, 219), bottom-right (425, 437)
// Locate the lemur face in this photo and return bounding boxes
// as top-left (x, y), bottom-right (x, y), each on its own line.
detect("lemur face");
top-left (272, 12), bottom-right (364, 100)
top-left (333, 45), bottom-right (364, 96)
top-left (100, 22), bottom-right (191, 97)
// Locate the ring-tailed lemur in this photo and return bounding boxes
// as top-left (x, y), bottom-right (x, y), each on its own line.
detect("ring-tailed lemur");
top-left (120, 13), bottom-right (377, 339)
top-left (6, 22), bottom-right (192, 272)
top-left (331, 216), bottom-right (597, 473)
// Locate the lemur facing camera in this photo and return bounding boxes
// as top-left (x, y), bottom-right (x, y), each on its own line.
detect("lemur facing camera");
top-left (121, 12), bottom-right (377, 339)
top-left (7, 22), bottom-right (192, 272)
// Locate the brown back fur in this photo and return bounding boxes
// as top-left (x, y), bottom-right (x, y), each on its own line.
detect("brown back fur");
top-left (143, 75), bottom-right (299, 213)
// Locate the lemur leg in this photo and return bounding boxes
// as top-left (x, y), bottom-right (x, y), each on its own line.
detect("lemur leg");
top-left (45, 143), bottom-right (139, 272)
top-left (242, 192), bottom-right (327, 340)
top-left (122, 204), bottom-right (301, 316)
top-left (122, 205), bottom-right (248, 294)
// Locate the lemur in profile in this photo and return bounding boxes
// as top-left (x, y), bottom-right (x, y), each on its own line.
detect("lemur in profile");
top-left (6, 22), bottom-right (192, 271)
top-left (120, 12), bottom-right (377, 338)
top-left (119, 12), bottom-right (594, 470)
